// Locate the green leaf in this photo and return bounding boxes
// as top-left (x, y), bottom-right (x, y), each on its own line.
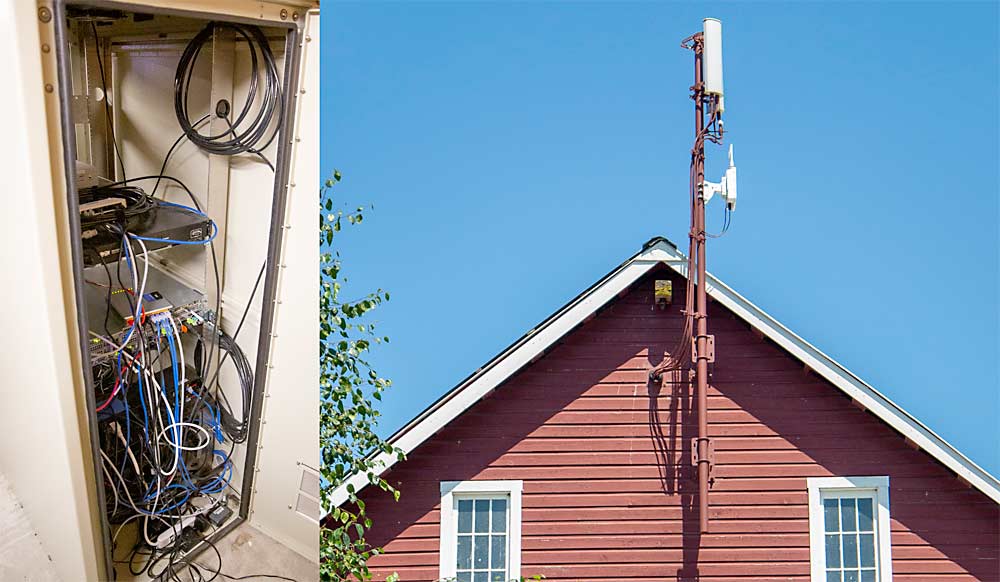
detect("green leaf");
top-left (319, 174), bottom-right (401, 579)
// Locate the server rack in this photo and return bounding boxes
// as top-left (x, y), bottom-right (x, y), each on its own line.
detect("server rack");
top-left (39, 1), bottom-right (318, 577)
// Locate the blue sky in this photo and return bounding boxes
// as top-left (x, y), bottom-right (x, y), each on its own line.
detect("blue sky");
top-left (321, 2), bottom-right (999, 475)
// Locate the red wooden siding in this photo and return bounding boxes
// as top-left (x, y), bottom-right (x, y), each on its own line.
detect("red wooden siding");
top-left (359, 267), bottom-right (1000, 581)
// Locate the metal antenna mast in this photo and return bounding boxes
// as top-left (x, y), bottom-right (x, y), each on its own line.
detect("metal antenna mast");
top-left (682, 17), bottom-right (735, 534)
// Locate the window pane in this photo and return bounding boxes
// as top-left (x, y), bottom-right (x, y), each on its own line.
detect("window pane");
top-left (860, 569), bottom-right (876, 582)
top-left (457, 573), bottom-right (472, 582)
top-left (474, 573), bottom-right (488, 582)
top-left (474, 535), bottom-right (489, 568)
top-left (859, 533), bottom-right (875, 567)
top-left (824, 499), bottom-right (840, 532)
top-left (491, 535), bottom-right (507, 569)
top-left (826, 572), bottom-right (842, 582)
top-left (844, 572), bottom-right (859, 582)
top-left (457, 535), bottom-right (472, 569)
top-left (841, 498), bottom-right (857, 532)
top-left (825, 534), bottom-right (841, 567)
top-left (474, 500), bottom-right (490, 533)
top-left (842, 534), bottom-right (859, 568)
top-left (457, 500), bottom-right (474, 533)
top-left (490, 571), bottom-right (506, 582)
top-left (857, 498), bottom-right (874, 532)
top-left (491, 499), bottom-right (508, 533)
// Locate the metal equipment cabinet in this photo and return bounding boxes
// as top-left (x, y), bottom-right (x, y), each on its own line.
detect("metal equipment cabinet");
top-left (0, 1), bottom-right (320, 579)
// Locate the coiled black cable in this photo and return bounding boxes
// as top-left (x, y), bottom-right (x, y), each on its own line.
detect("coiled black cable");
top-left (218, 328), bottom-right (253, 444)
top-left (79, 184), bottom-right (156, 231)
top-left (194, 327), bottom-right (253, 445)
top-left (174, 22), bottom-right (283, 156)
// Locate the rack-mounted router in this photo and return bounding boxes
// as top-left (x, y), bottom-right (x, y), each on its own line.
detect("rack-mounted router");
top-left (82, 262), bottom-right (208, 363)
top-left (80, 201), bottom-right (213, 267)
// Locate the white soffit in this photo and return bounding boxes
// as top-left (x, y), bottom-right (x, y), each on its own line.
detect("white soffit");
top-left (331, 238), bottom-right (1000, 507)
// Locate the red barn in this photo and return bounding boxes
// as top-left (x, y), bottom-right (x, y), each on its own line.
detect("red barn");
top-left (332, 237), bottom-right (1000, 582)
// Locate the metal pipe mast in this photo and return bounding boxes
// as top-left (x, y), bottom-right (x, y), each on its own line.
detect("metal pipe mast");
top-left (684, 29), bottom-right (724, 535)
top-left (693, 33), bottom-right (711, 535)
top-left (649, 17), bottom-right (733, 536)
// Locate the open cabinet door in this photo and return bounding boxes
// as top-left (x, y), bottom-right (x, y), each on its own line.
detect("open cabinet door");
top-left (245, 7), bottom-right (321, 562)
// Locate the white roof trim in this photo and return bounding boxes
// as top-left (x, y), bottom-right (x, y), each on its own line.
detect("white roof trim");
top-left (331, 238), bottom-right (1000, 507)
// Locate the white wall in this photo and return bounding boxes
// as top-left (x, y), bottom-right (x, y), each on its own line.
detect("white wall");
top-left (0, 1), bottom-right (104, 580)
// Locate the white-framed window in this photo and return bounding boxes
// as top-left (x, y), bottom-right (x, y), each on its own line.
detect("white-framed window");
top-left (807, 476), bottom-right (892, 582)
top-left (439, 480), bottom-right (522, 582)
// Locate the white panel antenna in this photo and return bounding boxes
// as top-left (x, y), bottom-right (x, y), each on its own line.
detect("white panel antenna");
top-left (702, 18), bottom-right (724, 99)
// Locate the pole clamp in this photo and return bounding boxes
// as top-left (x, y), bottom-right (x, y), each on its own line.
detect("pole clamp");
top-left (692, 437), bottom-right (715, 468)
top-left (691, 334), bottom-right (715, 363)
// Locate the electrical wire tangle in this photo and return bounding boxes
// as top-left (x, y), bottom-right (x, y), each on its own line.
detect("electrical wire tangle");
top-left (79, 15), bottom-right (282, 577)
top-left (82, 191), bottom-right (241, 579)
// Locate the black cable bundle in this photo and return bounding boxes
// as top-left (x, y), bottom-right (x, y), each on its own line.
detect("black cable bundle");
top-left (79, 184), bottom-right (156, 232)
top-left (191, 321), bottom-right (253, 447)
top-left (218, 329), bottom-right (253, 443)
top-left (174, 22), bottom-right (282, 157)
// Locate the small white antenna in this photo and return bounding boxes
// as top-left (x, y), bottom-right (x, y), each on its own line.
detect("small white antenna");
top-left (701, 144), bottom-right (737, 210)
top-left (724, 144), bottom-right (737, 210)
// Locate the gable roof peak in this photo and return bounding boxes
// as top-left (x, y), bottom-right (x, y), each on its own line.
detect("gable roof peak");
top-left (331, 236), bottom-right (1000, 508)
top-left (642, 235), bottom-right (679, 251)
